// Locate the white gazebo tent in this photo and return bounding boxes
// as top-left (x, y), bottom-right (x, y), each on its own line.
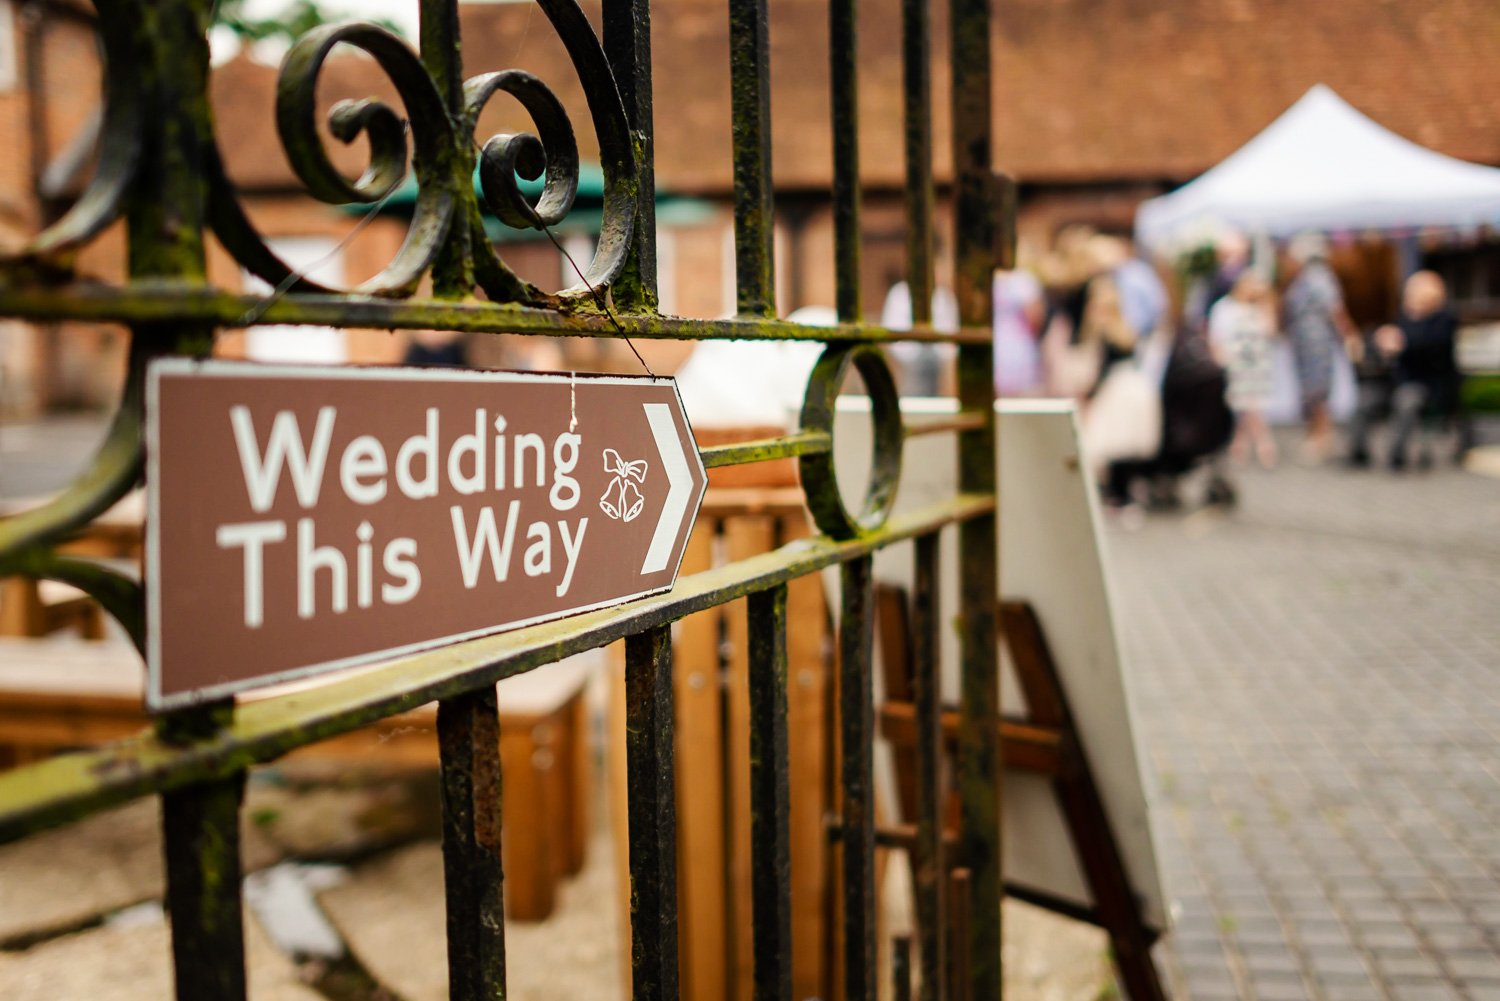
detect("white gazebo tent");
top-left (1135, 84), bottom-right (1500, 253)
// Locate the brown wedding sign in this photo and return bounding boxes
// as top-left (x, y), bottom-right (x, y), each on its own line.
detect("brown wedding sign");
top-left (146, 360), bottom-right (707, 710)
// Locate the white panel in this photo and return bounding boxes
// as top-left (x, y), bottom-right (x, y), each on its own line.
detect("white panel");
top-left (828, 397), bottom-right (1171, 931)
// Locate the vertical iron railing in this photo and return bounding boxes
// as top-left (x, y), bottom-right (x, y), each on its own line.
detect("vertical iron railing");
top-left (0, 0), bottom-right (1004, 999)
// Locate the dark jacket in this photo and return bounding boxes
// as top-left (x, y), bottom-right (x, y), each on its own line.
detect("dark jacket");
top-left (1396, 309), bottom-right (1459, 410)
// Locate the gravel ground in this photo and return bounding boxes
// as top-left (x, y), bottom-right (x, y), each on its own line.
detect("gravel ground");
top-left (0, 773), bottom-right (1118, 1001)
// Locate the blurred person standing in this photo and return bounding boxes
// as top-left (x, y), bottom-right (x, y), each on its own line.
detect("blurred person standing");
top-left (1109, 236), bottom-right (1172, 389)
top-left (1036, 226), bottom-right (1095, 396)
top-left (1282, 233), bottom-right (1355, 462)
top-left (1386, 270), bottom-right (1460, 470)
top-left (881, 278), bottom-right (959, 396)
top-left (1185, 229), bottom-right (1250, 335)
top-left (992, 255), bottom-right (1045, 396)
top-left (1208, 271), bottom-right (1278, 468)
top-left (1076, 243), bottom-right (1162, 515)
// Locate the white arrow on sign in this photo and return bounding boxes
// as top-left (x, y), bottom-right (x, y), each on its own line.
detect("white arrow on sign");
top-left (641, 402), bottom-right (695, 574)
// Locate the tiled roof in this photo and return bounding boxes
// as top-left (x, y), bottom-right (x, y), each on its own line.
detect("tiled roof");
top-left (210, 0), bottom-right (1500, 194)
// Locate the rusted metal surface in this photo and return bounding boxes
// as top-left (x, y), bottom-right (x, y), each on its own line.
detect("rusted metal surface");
top-left (839, 555), bottom-right (877, 1001)
top-left (626, 625), bottom-right (679, 1001)
top-left (949, 0), bottom-right (1005, 988)
top-left (894, 934), bottom-right (915, 1001)
top-left (948, 868), bottom-right (973, 1001)
top-left (912, 535), bottom-right (947, 1001)
top-left (603, 0), bottom-right (659, 310)
top-left (438, 687), bottom-right (508, 1000)
top-left (0, 287), bottom-right (997, 343)
top-left (699, 430), bottom-right (831, 469)
top-left (798, 344), bottom-right (904, 540)
top-left (748, 584), bottom-right (792, 1001)
top-left (901, 0), bottom-right (934, 325)
top-left (729, 0), bottom-right (775, 316)
top-left (162, 774), bottom-right (247, 1001)
top-left (0, 0), bottom-right (1005, 993)
top-left (830, 0), bottom-right (861, 322)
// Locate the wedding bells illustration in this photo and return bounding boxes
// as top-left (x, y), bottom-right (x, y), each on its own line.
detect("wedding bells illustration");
top-left (599, 448), bottom-right (649, 522)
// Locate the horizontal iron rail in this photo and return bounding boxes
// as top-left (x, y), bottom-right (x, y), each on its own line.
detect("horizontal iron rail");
top-left (0, 492), bottom-right (994, 843)
top-left (699, 430), bottom-right (831, 468)
top-left (0, 286), bottom-right (991, 345)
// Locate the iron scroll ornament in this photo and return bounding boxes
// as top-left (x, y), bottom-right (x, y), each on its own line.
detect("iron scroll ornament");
top-left (20, 0), bottom-right (145, 259)
top-left (464, 0), bottom-right (641, 297)
top-left (218, 7), bottom-right (639, 302)
top-left (0, 0), bottom-right (641, 647)
top-left (12, 0), bottom-right (639, 304)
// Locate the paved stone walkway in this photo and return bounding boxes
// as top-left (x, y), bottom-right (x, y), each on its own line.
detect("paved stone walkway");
top-left (1106, 458), bottom-right (1500, 1001)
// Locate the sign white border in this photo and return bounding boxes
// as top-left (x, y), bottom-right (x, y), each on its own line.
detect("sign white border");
top-left (145, 358), bottom-right (708, 712)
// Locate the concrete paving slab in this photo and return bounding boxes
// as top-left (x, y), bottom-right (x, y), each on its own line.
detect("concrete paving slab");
top-left (1109, 455), bottom-right (1500, 1001)
top-left (0, 905), bottom-right (322, 1001)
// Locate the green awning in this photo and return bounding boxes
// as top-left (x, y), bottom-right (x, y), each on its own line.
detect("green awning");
top-left (365, 160), bottom-right (608, 208)
top-left (340, 160), bottom-right (714, 241)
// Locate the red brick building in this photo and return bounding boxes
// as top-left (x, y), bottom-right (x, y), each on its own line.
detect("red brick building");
top-left (7, 0), bottom-right (1500, 411)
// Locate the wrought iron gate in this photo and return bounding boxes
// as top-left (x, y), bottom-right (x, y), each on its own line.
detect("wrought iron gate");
top-left (0, 0), bottom-right (1005, 996)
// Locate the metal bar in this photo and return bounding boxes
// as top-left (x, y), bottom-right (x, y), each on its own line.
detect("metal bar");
top-left (728, 0), bottom-right (776, 315)
top-left (126, 0), bottom-right (210, 281)
top-left (911, 534), bottom-right (946, 1001)
top-left (162, 775), bottom-right (247, 1001)
top-left (830, 0), bottom-right (861, 321)
top-left (420, 0), bottom-right (474, 299)
top-left (700, 430), bottom-right (831, 468)
top-left (438, 687), bottom-right (507, 1000)
top-left (894, 934), bottom-right (914, 1001)
top-left (748, 584), bottom-right (792, 1001)
top-left (900, 0), bottom-right (934, 324)
top-left (902, 413), bottom-right (989, 439)
top-left (155, 699), bottom-right (235, 747)
top-left (0, 493), bottom-right (994, 843)
top-left (954, 349), bottom-right (1002, 994)
top-left (947, 868), bottom-right (972, 1001)
top-left (0, 287), bottom-right (997, 344)
top-left (626, 625), bottom-right (679, 1001)
top-left (949, 0), bottom-right (998, 326)
top-left (949, 0), bottom-right (1003, 990)
top-left (603, 0), bottom-right (658, 310)
top-left (840, 555), bottom-right (876, 1001)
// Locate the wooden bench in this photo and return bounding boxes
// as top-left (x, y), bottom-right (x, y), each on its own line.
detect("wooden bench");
top-left (0, 637), bottom-right (597, 921)
top-left (0, 491), bottom-right (143, 641)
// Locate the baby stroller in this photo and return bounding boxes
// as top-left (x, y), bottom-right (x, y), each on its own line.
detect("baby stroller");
top-left (1149, 326), bottom-right (1236, 507)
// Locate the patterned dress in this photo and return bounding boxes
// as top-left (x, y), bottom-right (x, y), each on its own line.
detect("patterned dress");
top-left (1207, 297), bottom-right (1275, 412)
top-left (1282, 260), bottom-right (1344, 406)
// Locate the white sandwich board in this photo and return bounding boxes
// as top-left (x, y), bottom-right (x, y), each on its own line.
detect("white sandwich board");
top-left (830, 397), bottom-right (1170, 932)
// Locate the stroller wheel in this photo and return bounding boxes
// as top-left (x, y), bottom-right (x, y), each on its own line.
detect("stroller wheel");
top-left (1204, 474), bottom-right (1238, 509)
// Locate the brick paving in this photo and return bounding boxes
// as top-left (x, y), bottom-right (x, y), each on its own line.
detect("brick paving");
top-left (1106, 458), bottom-right (1500, 1001)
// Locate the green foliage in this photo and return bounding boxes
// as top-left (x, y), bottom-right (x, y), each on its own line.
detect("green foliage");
top-left (1174, 241), bottom-right (1219, 289)
top-left (213, 0), bottom-right (403, 43)
top-left (249, 806), bottom-right (281, 828)
top-left (1462, 373), bottom-right (1500, 413)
